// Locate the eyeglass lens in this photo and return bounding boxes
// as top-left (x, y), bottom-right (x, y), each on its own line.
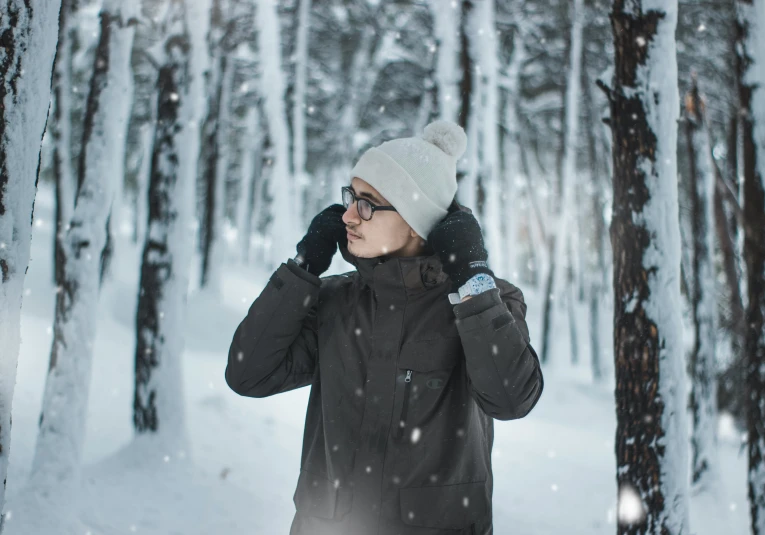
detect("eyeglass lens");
top-left (342, 189), bottom-right (373, 220)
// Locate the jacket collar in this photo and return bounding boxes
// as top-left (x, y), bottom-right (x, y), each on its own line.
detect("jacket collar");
top-left (339, 244), bottom-right (449, 298)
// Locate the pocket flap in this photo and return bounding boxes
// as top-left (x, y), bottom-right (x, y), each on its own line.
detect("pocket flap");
top-left (293, 470), bottom-right (337, 519)
top-left (399, 480), bottom-right (488, 529)
top-left (398, 339), bottom-right (462, 372)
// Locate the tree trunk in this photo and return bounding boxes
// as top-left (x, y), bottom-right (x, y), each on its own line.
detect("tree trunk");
top-left (430, 0), bottom-right (460, 124)
top-left (51, 0), bottom-right (78, 287)
top-left (256, 0), bottom-right (296, 267)
top-left (292, 0), bottom-right (311, 212)
top-left (30, 0), bottom-right (137, 500)
top-left (0, 0), bottom-right (61, 525)
top-left (200, 53), bottom-right (231, 294)
top-left (607, 1), bottom-right (690, 533)
top-left (500, 26), bottom-right (525, 281)
top-left (133, 0), bottom-right (196, 447)
top-left (583, 42), bottom-right (607, 383)
top-left (684, 77), bottom-right (720, 490)
top-left (735, 0), bottom-right (765, 532)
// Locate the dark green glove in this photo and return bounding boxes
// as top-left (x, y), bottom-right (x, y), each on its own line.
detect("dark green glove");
top-left (427, 202), bottom-right (494, 290)
top-left (295, 204), bottom-right (347, 276)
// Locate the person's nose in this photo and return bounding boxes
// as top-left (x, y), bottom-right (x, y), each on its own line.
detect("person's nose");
top-left (342, 201), bottom-right (360, 226)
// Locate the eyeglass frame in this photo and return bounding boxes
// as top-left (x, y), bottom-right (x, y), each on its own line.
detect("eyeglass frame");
top-left (341, 186), bottom-right (398, 221)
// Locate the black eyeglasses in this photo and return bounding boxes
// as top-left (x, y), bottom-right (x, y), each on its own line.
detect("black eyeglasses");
top-left (341, 186), bottom-right (397, 221)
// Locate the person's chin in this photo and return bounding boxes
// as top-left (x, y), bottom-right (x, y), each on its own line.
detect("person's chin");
top-left (347, 241), bottom-right (375, 259)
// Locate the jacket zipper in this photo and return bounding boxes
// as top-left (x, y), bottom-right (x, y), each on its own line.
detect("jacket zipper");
top-left (397, 370), bottom-right (413, 439)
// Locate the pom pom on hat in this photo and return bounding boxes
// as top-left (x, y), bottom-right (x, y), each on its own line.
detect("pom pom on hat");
top-left (423, 120), bottom-right (467, 159)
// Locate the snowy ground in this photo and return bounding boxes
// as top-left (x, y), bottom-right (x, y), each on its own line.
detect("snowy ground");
top-left (4, 185), bottom-right (751, 534)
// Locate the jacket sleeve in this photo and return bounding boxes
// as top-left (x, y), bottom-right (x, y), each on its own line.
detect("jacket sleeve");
top-left (225, 259), bottom-right (321, 398)
top-left (453, 279), bottom-right (544, 421)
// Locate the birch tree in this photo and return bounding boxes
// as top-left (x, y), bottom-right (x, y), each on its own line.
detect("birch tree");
top-left (133, 0), bottom-right (198, 446)
top-left (198, 0), bottom-right (228, 292)
top-left (30, 0), bottom-right (138, 500)
top-left (602, 0), bottom-right (690, 532)
top-left (735, 0), bottom-right (765, 532)
top-left (540, 0), bottom-right (583, 365)
top-left (256, 0), bottom-right (296, 266)
top-left (0, 0), bottom-right (61, 524)
top-left (683, 78), bottom-right (720, 491)
top-left (292, 0), bottom-right (311, 206)
top-left (51, 0), bottom-right (80, 286)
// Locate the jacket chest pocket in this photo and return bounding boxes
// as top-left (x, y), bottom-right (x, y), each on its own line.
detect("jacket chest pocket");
top-left (392, 338), bottom-right (462, 440)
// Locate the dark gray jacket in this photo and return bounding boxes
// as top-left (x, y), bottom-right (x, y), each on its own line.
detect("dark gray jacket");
top-left (226, 247), bottom-right (543, 535)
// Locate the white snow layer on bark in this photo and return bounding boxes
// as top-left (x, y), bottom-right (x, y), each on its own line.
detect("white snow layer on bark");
top-left (256, 0), bottom-right (296, 266)
top-left (502, 28), bottom-right (526, 280)
top-left (0, 0), bottom-right (61, 517)
top-left (292, 0), bottom-right (310, 194)
top-left (552, 0), bottom-right (583, 303)
top-left (143, 0), bottom-right (210, 447)
top-left (53, 15), bottom-right (76, 228)
top-left (206, 56), bottom-right (233, 295)
top-left (429, 0), bottom-right (460, 123)
top-left (472, 0), bottom-right (503, 277)
top-left (690, 107), bottom-right (720, 491)
top-left (634, 2), bottom-right (690, 532)
top-left (237, 106), bottom-right (259, 262)
top-left (29, 0), bottom-right (138, 496)
top-left (740, 1), bottom-right (765, 532)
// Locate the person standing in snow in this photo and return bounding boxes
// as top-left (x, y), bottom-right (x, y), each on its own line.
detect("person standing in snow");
top-left (226, 120), bottom-right (543, 535)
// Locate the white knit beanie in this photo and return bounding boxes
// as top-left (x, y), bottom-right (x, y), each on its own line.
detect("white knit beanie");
top-left (350, 120), bottom-right (467, 239)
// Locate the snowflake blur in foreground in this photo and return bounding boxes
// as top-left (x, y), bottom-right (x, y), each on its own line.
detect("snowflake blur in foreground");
top-left (617, 483), bottom-right (645, 524)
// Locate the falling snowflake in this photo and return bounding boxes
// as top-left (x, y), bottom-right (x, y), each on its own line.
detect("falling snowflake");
top-left (617, 483), bottom-right (645, 524)
top-left (635, 36), bottom-right (646, 47)
top-left (366, 466), bottom-right (372, 474)
top-left (462, 496), bottom-right (469, 507)
top-left (355, 328), bottom-right (362, 336)
top-left (410, 427), bottom-right (421, 444)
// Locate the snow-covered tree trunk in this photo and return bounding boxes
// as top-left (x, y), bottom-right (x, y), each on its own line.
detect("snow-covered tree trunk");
top-left (198, 0), bottom-right (225, 292)
top-left (133, 120), bottom-right (155, 245)
top-left (133, 0), bottom-right (196, 447)
top-left (457, 1), bottom-right (478, 212)
top-left (541, 0), bottom-right (584, 367)
top-left (736, 0), bottom-right (765, 532)
top-left (467, 0), bottom-right (502, 276)
top-left (29, 0), bottom-right (137, 500)
top-left (292, 0), bottom-right (311, 207)
top-left (200, 53), bottom-right (232, 294)
top-left (499, 27), bottom-right (525, 282)
top-left (547, 0), bottom-right (584, 368)
top-left (429, 0), bottom-right (460, 124)
top-left (0, 0), bottom-right (61, 524)
top-left (583, 46), bottom-right (607, 383)
top-left (606, 1), bottom-right (690, 533)
top-left (683, 79), bottom-right (720, 490)
top-left (52, 0), bottom-right (78, 287)
top-left (236, 106), bottom-right (262, 263)
top-left (256, 0), bottom-right (295, 267)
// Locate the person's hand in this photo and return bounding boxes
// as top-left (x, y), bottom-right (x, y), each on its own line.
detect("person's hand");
top-left (427, 203), bottom-right (494, 290)
top-left (295, 204), bottom-right (347, 276)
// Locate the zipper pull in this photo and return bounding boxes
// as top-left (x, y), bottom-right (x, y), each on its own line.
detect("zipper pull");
top-left (404, 370), bottom-right (412, 383)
